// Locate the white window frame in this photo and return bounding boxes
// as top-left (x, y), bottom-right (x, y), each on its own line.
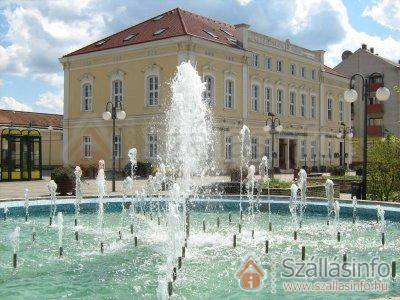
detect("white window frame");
top-left (276, 60), bottom-right (283, 72)
top-left (113, 134), bottom-right (122, 159)
top-left (147, 133), bottom-right (158, 159)
top-left (311, 95), bottom-right (317, 119)
top-left (251, 83), bottom-right (260, 112)
top-left (301, 67), bottom-right (306, 78)
top-left (300, 94), bottom-right (307, 117)
top-left (224, 78), bottom-right (235, 109)
top-left (265, 57), bottom-right (272, 70)
top-left (264, 139), bottom-right (271, 159)
top-left (251, 53), bottom-right (260, 67)
top-left (290, 64), bottom-right (296, 76)
top-left (311, 141), bottom-right (317, 159)
top-left (264, 85), bottom-right (272, 114)
top-left (327, 98), bottom-right (333, 120)
top-left (276, 88), bottom-right (284, 115)
top-left (251, 137), bottom-right (258, 160)
top-left (146, 75), bottom-right (159, 106)
top-left (225, 136), bottom-right (233, 161)
top-left (83, 136), bottom-right (92, 159)
top-left (203, 74), bottom-right (215, 106)
top-left (289, 91), bottom-right (296, 116)
top-left (81, 82), bottom-right (93, 112)
top-left (311, 69), bottom-right (316, 80)
top-left (300, 140), bottom-right (306, 159)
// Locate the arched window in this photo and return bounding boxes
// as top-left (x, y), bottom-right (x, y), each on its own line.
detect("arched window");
top-left (147, 75), bottom-right (159, 106)
top-left (276, 89), bottom-right (284, 115)
top-left (204, 75), bottom-right (214, 106)
top-left (301, 94), bottom-right (307, 117)
top-left (251, 84), bottom-right (260, 112)
top-left (224, 79), bottom-right (234, 108)
top-left (82, 83), bottom-right (92, 112)
top-left (112, 79), bottom-right (123, 109)
top-left (289, 91), bottom-right (296, 116)
top-left (264, 86), bottom-right (272, 114)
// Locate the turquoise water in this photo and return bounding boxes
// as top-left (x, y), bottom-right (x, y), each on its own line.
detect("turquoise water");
top-left (0, 201), bottom-right (399, 299)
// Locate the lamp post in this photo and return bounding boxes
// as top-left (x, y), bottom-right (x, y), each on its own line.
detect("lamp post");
top-left (344, 73), bottom-right (390, 199)
top-left (263, 113), bottom-right (283, 179)
top-left (336, 122), bottom-right (353, 169)
top-left (103, 101), bottom-right (126, 192)
top-left (48, 125), bottom-right (53, 168)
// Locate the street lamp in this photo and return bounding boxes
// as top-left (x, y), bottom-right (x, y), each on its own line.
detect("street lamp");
top-left (48, 125), bottom-right (53, 169)
top-left (103, 101), bottom-right (126, 192)
top-left (344, 72), bottom-right (390, 199)
top-left (263, 112), bottom-right (283, 179)
top-left (336, 122), bottom-right (353, 169)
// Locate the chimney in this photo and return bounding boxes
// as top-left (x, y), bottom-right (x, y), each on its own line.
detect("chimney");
top-left (370, 47), bottom-right (374, 53)
top-left (362, 44), bottom-right (367, 50)
top-left (234, 23), bottom-right (250, 49)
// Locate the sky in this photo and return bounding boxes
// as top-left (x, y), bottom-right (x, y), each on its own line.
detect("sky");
top-left (0, 0), bottom-right (399, 114)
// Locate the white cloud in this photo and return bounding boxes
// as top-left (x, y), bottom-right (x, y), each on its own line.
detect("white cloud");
top-left (35, 90), bottom-right (63, 113)
top-left (33, 73), bottom-right (63, 87)
top-left (236, 0), bottom-right (253, 5)
top-left (362, 0), bottom-right (400, 31)
top-left (0, 96), bottom-right (32, 111)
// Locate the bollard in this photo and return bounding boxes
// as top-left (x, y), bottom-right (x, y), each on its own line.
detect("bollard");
top-left (178, 257), bottom-right (182, 269)
top-left (343, 253), bottom-right (347, 262)
top-left (301, 246), bottom-right (305, 261)
top-left (238, 224), bottom-right (241, 234)
top-left (182, 246), bottom-right (185, 258)
top-left (59, 246), bottom-right (63, 258)
top-left (337, 232), bottom-right (341, 242)
top-left (168, 281), bottom-right (173, 297)
top-left (74, 218), bottom-right (78, 226)
top-left (251, 230), bottom-right (254, 239)
top-left (75, 231), bottom-right (79, 241)
top-left (265, 240), bottom-right (269, 254)
top-left (130, 224), bottom-right (133, 234)
top-left (382, 233), bottom-right (385, 246)
top-left (203, 220), bottom-right (206, 232)
top-left (269, 222), bottom-right (272, 232)
top-left (134, 236), bottom-right (138, 247)
top-left (233, 234), bottom-right (237, 248)
top-left (392, 261), bottom-right (396, 279)
top-left (13, 253), bottom-right (17, 268)
top-left (294, 231), bottom-right (298, 241)
top-left (229, 213), bottom-right (232, 223)
top-left (217, 217), bottom-right (220, 229)
top-left (49, 216), bottom-right (52, 226)
top-left (100, 242), bottom-right (104, 253)
top-left (172, 267), bottom-right (177, 281)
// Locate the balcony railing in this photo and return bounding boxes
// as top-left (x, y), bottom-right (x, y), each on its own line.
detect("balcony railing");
top-left (367, 125), bottom-right (383, 136)
top-left (367, 103), bottom-right (383, 114)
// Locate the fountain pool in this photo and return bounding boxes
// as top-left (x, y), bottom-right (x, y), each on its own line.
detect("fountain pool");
top-left (1, 197), bottom-right (400, 299)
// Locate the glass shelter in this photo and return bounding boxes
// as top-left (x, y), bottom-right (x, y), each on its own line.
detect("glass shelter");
top-left (1, 127), bottom-right (42, 181)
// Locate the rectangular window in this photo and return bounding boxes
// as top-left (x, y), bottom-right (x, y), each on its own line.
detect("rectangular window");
top-left (311, 141), bottom-right (317, 158)
top-left (225, 136), bottom-right (233, 160)
top-left (224, 80), bottom-right (234, 108)
top-left (301, 67), bottom-right (306, 78)
top-left (327, 98), bottom-right (333, 120)
top-left (289, 92), bottom-right (296, 116)
top-left (83, 136), bottom-right (91, 158)
top-left (113, 80), bottom-right (123, 109)
top-left (252, 84), bottom-right (259, 111)
top-left (276, 60), bottom-right (283, 72)
top-left (301, 94), bottom-right (306, 117)
top-left (265, 57), bottom-right (272, 70)
top-left (251, 137), bottom-right (258, 160)
top-left (276, 89), bottom-right (284, 115)
top-left (264, 139), bottom-right (271, 159)
top-left (290, 64), bottom-right (296, 76)
top-left (204, 75), bottom-right (214, 106)
top-left (311, 69), bottom-right (316, 80)
top-left (82, 83), bottom-right (92, 111)
top-left (339, 100), bottom-right (344, 122)
top-left (264, 87), bottom-right (272, 114)
top-left (251, 53), bottom-right (259, 67)
top-left (113, 134), bottom-right (122, 159)
top-left (147, 75), bottom-right (159, 106)
top-left (311, 95), bottom-right (316, 118)
top-left (148, 134), bottom-right (158, 159)
top-left (300, 140), bottom-right (306, 159)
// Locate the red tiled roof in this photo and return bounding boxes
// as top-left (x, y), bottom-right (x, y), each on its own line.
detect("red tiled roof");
top-left (323, 65), bottom-right (349, 79)
top-left (0, 110), bottom-right (63, 129)
top-left (64, 8), bottom-right (242, 57)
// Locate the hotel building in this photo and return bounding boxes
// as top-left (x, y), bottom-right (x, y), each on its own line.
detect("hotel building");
top-left (59, 8), bottom-right (350, 173)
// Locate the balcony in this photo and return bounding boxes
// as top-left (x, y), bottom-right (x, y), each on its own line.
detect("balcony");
top-left (367, 125), bottom-right (383, 136)
top-left (367, 103), bottom-right (383, 114)
top-left (369, 82), bottom-right (382, 92)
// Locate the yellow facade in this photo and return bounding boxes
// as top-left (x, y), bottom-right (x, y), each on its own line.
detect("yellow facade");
top-left (60, 29), bottom-right (350, 173)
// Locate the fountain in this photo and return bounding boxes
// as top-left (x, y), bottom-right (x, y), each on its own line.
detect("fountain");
top-left (74, 166), bottom-right (83, 225)
top-left (128, 148), bottom-right (137, 178)
top-left (259, 156), bottom-right (271, 229)
top-left (47, 180), bottom-right (57, 225)
top-left (334, 200), bottom-right (340, 241)
top-left (97, 159), bottom-right (106, 251)
top-left (3, 204), bottom-right (8, 220)
top-left (377, 205), bottom-right (386, 245)
top-left (289, 183), bottom-right (299, 232)
top-left (352, 195), bottom-right (357, 224)
top-left (297, 169), bottom-right (307, 226)
top-left (9, 226), bottom-right (20, 268)
top-left (24, 188), bottom-right (29, 221)
top-left (239, 125), bottom-right (251, 216)
top-left (58, 212), bottom-right (64, 257)
top-left (325, 179), bottom-right (334, 224)
top-left (246, 165), bottom-right (256, 217)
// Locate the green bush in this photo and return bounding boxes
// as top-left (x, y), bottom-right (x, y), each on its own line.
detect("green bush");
top-left (330, 165), bottom-right (347, 176)
top-left (52, 165), bottom-right (75, 196)
top-left (262, 179), bottom-right (292, 189)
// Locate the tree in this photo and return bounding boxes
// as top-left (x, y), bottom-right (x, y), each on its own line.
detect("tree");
top-left (367, 135), bottom-right (400, 201)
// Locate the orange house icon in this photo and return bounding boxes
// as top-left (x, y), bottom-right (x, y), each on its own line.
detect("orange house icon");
top-left (236, 257), bottom-right (266, 290)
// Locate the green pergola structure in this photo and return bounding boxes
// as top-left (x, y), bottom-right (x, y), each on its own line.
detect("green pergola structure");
top-left (1, 127), bottom-right (42, 181)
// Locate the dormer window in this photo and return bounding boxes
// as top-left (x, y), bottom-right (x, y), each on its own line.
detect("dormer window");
top-left (154, 28), bottom-right (167, 35)
top-left (203, 30), bottom-right (218, 38)
top-left (95, 39), bottom-right (108, 46)
top-left (123, 34), bottom-right (137, 41)
top-left (153, 15), bottom-right (164, 21)
top-left (220, 28), bottom-right (234, 37)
